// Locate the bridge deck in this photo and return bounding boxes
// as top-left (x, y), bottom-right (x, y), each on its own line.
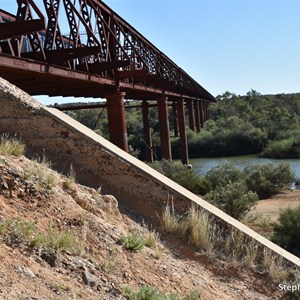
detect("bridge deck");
top-left (0, 1), bottom-right (214, 102)
top-left (0, 54), bottom-right (203, 101)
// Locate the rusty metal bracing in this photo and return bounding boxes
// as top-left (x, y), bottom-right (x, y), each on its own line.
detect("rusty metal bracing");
top-left (0, 0), bottom-right (215, 102)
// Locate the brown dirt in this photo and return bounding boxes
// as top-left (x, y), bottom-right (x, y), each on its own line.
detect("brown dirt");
top-left (252, 191), bottom-right (300, 222)
top-left (246, 191), bottom-right (300, 237)
top-left (0, 154), bottom-right (291, 300)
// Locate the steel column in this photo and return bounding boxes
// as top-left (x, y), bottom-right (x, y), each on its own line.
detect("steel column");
top-left (204, 101), bottom-right (209, 121)
top-left (142, 100), bottom-right (153, 163)
top-left (187, 99), bottom-right (195, 131)
top-left (157, 95), bottom-right (172, 161)
top-left (106, 92), bottom-right (128, 152)
top-left (194, 100), bottom-right (200, 132)
top-left (199, 100), bottom-right (204, 128)
top-left (172, 100), bottom-right (179, 137)
top-left (206, 102), bottom-right (210, 120)
top-left (177, 99), bottom-right (189, 165)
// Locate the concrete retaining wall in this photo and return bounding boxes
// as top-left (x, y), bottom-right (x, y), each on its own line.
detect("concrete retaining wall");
top-left (0, 77), bottom-right (299, 267)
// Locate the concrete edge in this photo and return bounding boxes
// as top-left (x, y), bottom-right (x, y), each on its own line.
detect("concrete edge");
top-left (43, 106), bottom-right (300, 267)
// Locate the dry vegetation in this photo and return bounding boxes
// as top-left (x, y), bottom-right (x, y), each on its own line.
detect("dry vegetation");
top-left (161, 202), bottom-right (298, 282)
top-left (0, 135), bottom-right (298, 300)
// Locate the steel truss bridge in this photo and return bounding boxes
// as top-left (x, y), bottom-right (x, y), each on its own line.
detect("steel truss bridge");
top-left (0, 0), bottom-right (215, 164)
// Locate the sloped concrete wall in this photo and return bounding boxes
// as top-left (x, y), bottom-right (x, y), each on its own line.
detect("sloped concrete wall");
top-left (0, 77), bottom-right (299, 267)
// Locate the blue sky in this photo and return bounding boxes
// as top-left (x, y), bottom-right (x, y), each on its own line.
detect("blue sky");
top-left (1, 0), bottom-right (300, 104)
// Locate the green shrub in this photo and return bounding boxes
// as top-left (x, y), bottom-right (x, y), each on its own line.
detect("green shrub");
top-left (205, 162), bottom-right (242, 189)
top-left (0, 219), bottom-right (13, 236)
top-left (261, 138), bottom-right (298, 158)
top-left (244, 162), bottom-right (295, 199)
top-left (119, 234), bottom-right (145, 252)
top-left (0, 135), bottom-right (25, 157)
top-left (122, 286), bottom-right (202, 300)
top-left (272, 206), bottom-right (300, 256)
top-left (29, 233), bottom-right (47, 249)
top-left (0, 217), bottom-right (84, 254)
top-left (12, 217), bottom-right (36, 240)
top-left (47, 225), bottom-right (76, 253)
top-left (205, 181), bottom-right (258, 220)
top-left (150, 161), bottom-right (210, 195)
top-left (187, 124), bottom-right (267, 157)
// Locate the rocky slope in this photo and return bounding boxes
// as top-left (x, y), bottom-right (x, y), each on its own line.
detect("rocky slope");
top-left (0, 153), bottom-right (293, 300)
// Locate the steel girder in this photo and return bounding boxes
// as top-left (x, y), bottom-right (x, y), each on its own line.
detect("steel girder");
top-left (0, 0), bottom-right (215, 101)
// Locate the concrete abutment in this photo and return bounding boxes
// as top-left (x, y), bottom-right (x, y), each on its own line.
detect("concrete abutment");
top-left (0, 77), bottom-right (299, 269)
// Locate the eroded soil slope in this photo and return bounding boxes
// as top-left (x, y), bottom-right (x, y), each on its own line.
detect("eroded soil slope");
top-left (0, 154), bottom-right (289, 300)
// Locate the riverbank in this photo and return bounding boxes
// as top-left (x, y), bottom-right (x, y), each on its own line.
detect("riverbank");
top-left (190, 155), bottom-right (300, 179)
top-left (245, 190), bottom-right (300, 238)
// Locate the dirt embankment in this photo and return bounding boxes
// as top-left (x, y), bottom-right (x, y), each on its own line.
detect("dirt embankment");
top-left (0, 154), bottom-right (289, 300)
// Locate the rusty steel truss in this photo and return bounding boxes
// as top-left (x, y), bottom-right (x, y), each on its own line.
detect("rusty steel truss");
top-left (0, 0), bottom-right (215, 102)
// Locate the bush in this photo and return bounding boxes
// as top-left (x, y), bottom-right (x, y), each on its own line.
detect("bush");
top-left (261, 138), bottom-right (299, 158)
top-left (244, 162), bottom-right (295, 199)
top-left (0, 217), bottom-right (85, 254)
top-left (123, 286), bottom-right (172, 300)
top-left (122, 285), bottom-right (202, 300)
top-left (205, 162), bottom-right (242, 189)
top-left (272, 206), bottom-right (300, 256)
top-left (205, 181), bottom-right (258, 220)
top-left (47, 225), bottom-right (76, 253)
top-left (150, 161), bottom-right (210, 195)
top-left (119, 234), bottom-right (145, 252)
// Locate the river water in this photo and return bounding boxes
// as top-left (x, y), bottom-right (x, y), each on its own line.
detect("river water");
top-left (190, 155), bottom-right (300, 179)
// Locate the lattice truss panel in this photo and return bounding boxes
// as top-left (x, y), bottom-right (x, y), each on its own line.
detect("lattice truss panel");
top-left (0, 0), bottom-right (209, 97)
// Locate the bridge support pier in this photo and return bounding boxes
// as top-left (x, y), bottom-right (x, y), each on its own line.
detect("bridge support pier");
top-left (177, 99), bottom-right (189, 165)
top-left (194, 100), bottom-right (201, 132)
top-left (200, 100), bottom-right (204, 128)
top-left (106, 92), bottom-right (128, 152)
top-left (206, 102), bottom-right (210, 120)
top-left (157, 95), bottom-right (172, 161)
top-left (142, 100), bottom-right (154, 163)
top-left (172, 101), bottom-right (179, 137)
top-left (187, 100), bottom-right (195, 131)
top-left (204, 101), bottom-right (209, 121)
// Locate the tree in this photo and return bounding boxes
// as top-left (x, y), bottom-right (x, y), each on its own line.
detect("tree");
top-left (244, 162), bottom-right (295, 199)
top-left (272, 206), bottom-right (300, 256)
top-left (205, 181), bottom-right (258, 220)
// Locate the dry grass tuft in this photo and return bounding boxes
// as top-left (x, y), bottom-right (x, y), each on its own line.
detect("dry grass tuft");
top-left (0, 134), bottom-right (25, 157)
top-left (161, 203), bottom-right (179, 233)
top-left (161, 203), bottom-right (296, 282)
top-left (182, 205), bottom-right (213, 251)
top-left (24, 157), bottom-right (56, 193)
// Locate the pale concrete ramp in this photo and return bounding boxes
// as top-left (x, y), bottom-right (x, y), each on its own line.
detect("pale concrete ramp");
top-left (0, 77), bottom-right (299, 267)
